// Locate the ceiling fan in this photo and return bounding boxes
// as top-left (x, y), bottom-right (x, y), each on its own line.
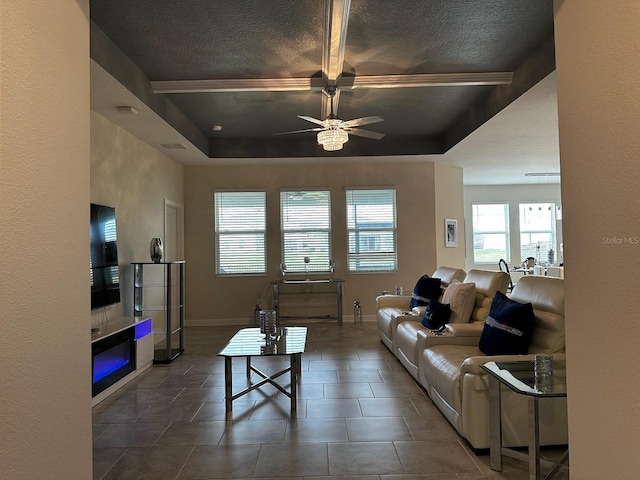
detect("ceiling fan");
top-left (276, 86), bottom-right (385, 151)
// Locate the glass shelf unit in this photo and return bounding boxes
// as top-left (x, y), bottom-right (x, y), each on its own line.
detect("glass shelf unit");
top-left (132, 261), bottom-right (185, 363)
top-left (272, 279), bottom-right (344, 325)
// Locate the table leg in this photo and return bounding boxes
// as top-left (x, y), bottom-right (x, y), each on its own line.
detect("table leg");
top-left (290, 353), bottom-right (300, 412)
top-left (246, 355), bottom-right (251, 379)
top-left (528, 397), bottom-right (541, 480)
top-left (224, 356), bottom-right (233, 413)
top-left (488, 376), bottom-right (503, 471)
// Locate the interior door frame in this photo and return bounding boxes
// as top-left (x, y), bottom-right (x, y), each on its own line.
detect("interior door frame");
top-left (164, 199), bottom-right (185, 262)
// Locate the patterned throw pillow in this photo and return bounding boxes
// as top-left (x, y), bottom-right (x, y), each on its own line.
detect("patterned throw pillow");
top-left (409, 275), bottom-right (442, 309)
top-left (441, 281), bottom-right (476, 323)
top-left (479, 291), bottom-right (536, 355)
top-left (421, 299), bottom-right (451, 330)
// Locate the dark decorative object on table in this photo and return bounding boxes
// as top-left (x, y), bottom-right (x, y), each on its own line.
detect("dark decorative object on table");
top-left (150, 237), bottom-right (163, 263)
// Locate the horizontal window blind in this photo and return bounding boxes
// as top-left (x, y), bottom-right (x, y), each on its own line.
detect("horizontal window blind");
top-left (214, 191), bottom-right (266, 275)
top-left (346, 189), bottom-right (397, 272)
top-left (280, 191), bottom-right (331, 273)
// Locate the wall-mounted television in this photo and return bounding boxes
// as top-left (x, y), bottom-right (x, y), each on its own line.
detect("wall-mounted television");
top-left (90, 203), bottom-right (121, 310)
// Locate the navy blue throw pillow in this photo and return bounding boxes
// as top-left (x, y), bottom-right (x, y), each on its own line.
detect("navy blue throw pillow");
top-left (479, 291), bottom-right (536, 355)
top-left (421, 299), bottom-right (451, 330)
top-left (410, 276), bottom-right (442, 308)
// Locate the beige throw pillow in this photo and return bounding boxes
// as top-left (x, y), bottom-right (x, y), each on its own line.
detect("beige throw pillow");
top-left (442, 281), bottom-right (476, 323)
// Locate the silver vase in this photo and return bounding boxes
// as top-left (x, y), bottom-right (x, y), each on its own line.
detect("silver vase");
top-left (150, 237), bottom-right (163, 263)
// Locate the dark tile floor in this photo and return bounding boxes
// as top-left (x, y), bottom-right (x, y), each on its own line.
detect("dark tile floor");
top-left (93, 322), bottom-right (568, 479)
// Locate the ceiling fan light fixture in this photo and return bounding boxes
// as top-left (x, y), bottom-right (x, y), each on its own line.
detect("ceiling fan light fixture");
top-left (317, 128), bottom-right (348, 151)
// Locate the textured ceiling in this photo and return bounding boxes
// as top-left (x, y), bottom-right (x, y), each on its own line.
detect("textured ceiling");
top-left (89, 0), bottom-right (560, 184)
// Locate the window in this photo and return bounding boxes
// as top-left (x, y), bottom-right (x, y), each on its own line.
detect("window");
top-left (471, 203), bottom-right (510, 263)
top-left (346, 189), bottom-right (397, 272)
top-left (519, 202), bottom-right (556, 263)
top-left (214, 191), bottom-right (266, 275)
top-left (280, 190), bottom-right (331, 274)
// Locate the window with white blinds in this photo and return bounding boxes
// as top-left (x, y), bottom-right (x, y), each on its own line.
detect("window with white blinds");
top-left (346, 189), bottom-right (397, 272)
top-left (214, 191), bottom-right (266, 275)
top-left (280, 191), bottom-right (331, 274)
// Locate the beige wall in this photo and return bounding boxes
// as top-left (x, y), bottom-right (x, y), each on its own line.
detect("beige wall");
top-left (434, 163), bottom-right (466, 268)
top-left (90, 111), bottom-right (184, 331)
top-left (184, 161), bottom-right (464, 323)
top-left (555, 1), bottom-right (640, 477)
top-left (0, 1), bottom-right (93, 478)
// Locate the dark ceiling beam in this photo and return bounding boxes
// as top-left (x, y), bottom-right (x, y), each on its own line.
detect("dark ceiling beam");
top-left (443, 35), bottom-right (556, 151)
top-left (321, 0), bottom-right (351, 118)
top-left (349, 72), bottom-right (513, 89)
top-left (150, 77), bottom-right (326, 93)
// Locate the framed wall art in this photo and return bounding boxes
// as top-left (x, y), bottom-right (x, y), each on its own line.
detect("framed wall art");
top-left (445, 219), bottom-right (458, 248)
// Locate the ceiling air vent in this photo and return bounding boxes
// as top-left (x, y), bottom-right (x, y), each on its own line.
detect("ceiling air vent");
top-left (160, 143), bottom-right (188, 150)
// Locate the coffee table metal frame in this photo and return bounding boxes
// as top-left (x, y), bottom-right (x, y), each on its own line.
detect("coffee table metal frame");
top-left (481, 360), bottom-right (569, 480)
top-left (218, 327), bottom-right (307, 414)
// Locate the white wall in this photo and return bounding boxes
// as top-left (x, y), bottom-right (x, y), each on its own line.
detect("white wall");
top-left (0, 1), bottom-right (93, 478)
top-left (90, 111), bottom-right (184, 335)
top-left (464, 183), bottom-right (562, 271)
top-left (555, 1), bottom-right (640, 477)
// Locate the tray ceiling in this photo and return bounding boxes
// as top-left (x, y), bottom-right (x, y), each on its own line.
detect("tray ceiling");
top-left (89, 0), bottom-right (557, 172)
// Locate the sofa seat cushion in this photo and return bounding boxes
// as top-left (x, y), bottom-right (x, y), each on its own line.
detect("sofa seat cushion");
top-left (422, 344), bottom-right (482, 414)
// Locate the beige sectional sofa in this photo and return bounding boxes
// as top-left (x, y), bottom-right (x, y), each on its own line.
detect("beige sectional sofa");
top-left (375, 266), bottom-right (466, 351)
top-left (376, 270), bottom-right (568, 451)
top-left (394, 269), bottom-right (510, 380)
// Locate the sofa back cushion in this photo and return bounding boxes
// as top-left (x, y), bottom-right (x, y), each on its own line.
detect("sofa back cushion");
top-left (432, 266), bottom-right (467, 287)
top-left (442, 281), bottom-right (476, 323)
top-left (510, 276), bottom-right (565, 353)
top-left (463, 269), bottom-right (511, 324)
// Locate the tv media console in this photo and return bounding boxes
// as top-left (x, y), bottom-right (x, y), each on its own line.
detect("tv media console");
top-left (91, 316), bottom-right (153, 405)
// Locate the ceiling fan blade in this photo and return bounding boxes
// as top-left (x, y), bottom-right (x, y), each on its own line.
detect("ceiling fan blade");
top-left (297, 115), bottom-right (327, 127)
top-left (347, 128), bottom-right (386, 140)
top-left (274, 127), bottom-right (323, 136)
top-left (342, 116), bottom-right (384, 128)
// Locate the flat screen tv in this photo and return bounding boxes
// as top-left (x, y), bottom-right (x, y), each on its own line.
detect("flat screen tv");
top-left (90, 203), bottom-right (121, 310)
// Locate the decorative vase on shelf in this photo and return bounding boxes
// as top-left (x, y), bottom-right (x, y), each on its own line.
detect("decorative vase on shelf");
top-left (150, 237), bottom-right (163, 263)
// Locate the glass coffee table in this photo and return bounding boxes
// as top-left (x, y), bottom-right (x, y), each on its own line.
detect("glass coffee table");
top-left (481, 360), bottom-right (569, 480)
top-left (218, 326), bottom-right (307, 414)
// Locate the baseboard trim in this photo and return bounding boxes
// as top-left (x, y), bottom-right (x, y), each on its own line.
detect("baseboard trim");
top-left (185, 315), bottom-right (376, 327)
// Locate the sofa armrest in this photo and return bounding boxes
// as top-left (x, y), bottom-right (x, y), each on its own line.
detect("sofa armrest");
top-left (376, 294), bottom-right (412, 310)
top-left (445, 323), bottom-right (484, 337)
top-left (460, 353), bottom-right (567, 375)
